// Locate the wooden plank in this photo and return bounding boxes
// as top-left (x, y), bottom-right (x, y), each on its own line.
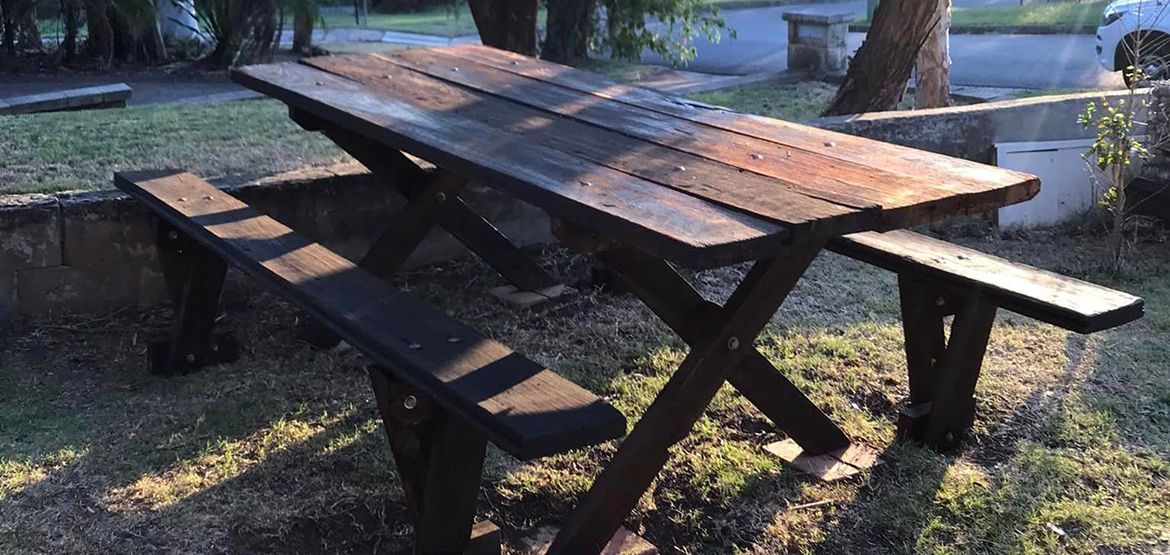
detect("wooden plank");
top-left (115, 170), bottom-right (626, 460)
top-left (548, 245), bottom-right (823, 553)
top-left (231, 62), bottom-right (794, 267)
top-left (442, 44), bottom-right (1040, 204)
top-left (831, 230), bottom-right (1145, 333)
top-left (373, 48), bottom-right (1038, 227)
top-left (298, 55), bottom-right (870, 243)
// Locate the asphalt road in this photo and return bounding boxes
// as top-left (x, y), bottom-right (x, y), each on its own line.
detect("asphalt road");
top-left (644, 3), bottom-right (1126, 90)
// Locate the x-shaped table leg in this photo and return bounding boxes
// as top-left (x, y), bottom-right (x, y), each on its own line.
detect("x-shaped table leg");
top-left (547, 242), bottom-right (825, 554)
top-left (291, 109), bottom-right (561, 293)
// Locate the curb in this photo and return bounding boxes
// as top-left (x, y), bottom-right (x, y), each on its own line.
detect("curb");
top-left (848, 23), bottom-right (1095, 35)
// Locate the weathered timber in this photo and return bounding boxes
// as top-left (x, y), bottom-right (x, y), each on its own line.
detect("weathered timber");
top-left (115, 170), bottom-right (626, 460)
top-left (231, 62), bottom-right (795, 267)
top-left (831, 230), bottom-right (1145, 333)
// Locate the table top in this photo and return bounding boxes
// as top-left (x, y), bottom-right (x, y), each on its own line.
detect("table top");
top-left (232, 45), bottom-right (1039, 267)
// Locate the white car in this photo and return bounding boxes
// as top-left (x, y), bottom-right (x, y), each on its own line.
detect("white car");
top-left (1097, 0), bottom-right (1170, 85)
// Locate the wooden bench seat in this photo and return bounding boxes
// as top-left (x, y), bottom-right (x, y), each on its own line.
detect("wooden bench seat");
top-left (115, 169), bottom-right (628, 554)
top-left (827, 229), bottom-right (1143, 449)
top-left (115, 169), bottom-right (625, 461)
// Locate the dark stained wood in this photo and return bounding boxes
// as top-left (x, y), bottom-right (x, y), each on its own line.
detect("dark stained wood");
top-left (316, 122), bottom-right (562, 292)
top-left (922, 296), bottom-right (997, 449)
top-left (151, 218), bottom-right (234, 375)
top-left (898, 276), bottom-right (948, 406)
top-left (368, 369), bottom-right (500, 555)
top-left (299, 55), bottom-right (870, 242)
top-left (548, 244), bottom-right (823, 554)
top-left (589, 244), bottom-right (850, 455)
top-left (831, 230), bottom-right (1145, 333)
top-left (115, 170), bottom-right (626, 460)
top-left (359, 168), bottom-right (470, 278)
top-left (371, 48), bottom-right (1038, 228)
top-left (440, 44), bottom-right (1039, 205)
top-left (231, 62), bottom-right (795, 267)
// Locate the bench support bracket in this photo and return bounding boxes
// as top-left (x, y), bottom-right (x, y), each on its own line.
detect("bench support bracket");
top-left (293, 110), bottom-right (561, 295)
top-left (547, 237), bottom-right (826, 554)
top-left (896, 276), bottom-right (997, 450)
top-left (368, 367), bottom-right (499, 555)
top-left (150, 218), bottom-right (238, 375)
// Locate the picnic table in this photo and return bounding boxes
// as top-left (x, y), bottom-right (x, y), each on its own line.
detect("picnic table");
top-left (222, 45), bottom-right (1041, 553)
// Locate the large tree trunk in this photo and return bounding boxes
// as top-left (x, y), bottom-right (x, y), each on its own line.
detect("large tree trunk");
top-left (292, 11), bottom-right (314, 54)
top-left (62, 0), bottom-right (81, 62)
top-left (83, 0), bottom-right (115, 63)
top-left (822, 0), bottom-right (942, 116)
top-left (1, 0), bottom-right (17, 55)
top-left (543, 0), bottom-right (594, 64)
top-left (915, 0), bottom-right (951, 109)
top-left (16, 2), bottom-right (38, 51)
top-left (467, 0), bottom-right (538, 55)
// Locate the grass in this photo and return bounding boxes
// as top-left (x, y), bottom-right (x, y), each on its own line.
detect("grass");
top-left (855, 1), bottom-right (1109, 29)
top-left (0, 100), bottom-right (346, 194)
top-left (689, 80), bottom-right (839, 121)
top-left (319, 5), bottom-right (483, 37)
top-left (0, 227), bottom-right (1167, 553)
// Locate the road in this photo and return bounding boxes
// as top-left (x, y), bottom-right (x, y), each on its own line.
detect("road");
top-left (644, 3), bottom-right (1125, 90)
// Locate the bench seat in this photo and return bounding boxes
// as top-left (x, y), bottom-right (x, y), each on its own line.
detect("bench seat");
top-left (827, 229), bottom-right (1143, 450)
top-left (830, 230), bottom-right (1144, 333)
top-left (114, 169), bottom-right (626, 461)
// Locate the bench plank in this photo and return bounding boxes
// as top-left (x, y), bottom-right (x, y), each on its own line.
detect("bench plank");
top-left (231, 62), bottom-right (794, 267)
top-left (830, 230), bottom-right (1144, 333)
top-left (114, 170), bottom-right (626, 460)
top-left (373, 48), bottom-right (1038, 228)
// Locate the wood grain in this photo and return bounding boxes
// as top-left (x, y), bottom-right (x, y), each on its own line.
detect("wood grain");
top-left (115, 169), bottom-right (627, 460)
top-left (231, 62), bottom-right (795, 267)
top-left (831, 230), bottom-right (1145, 333)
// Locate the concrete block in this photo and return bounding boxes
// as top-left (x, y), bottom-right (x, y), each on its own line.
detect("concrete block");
top-left (783, 8), bottom-right (856, 74)
top-left (0, 193), bottom-right (61, 271)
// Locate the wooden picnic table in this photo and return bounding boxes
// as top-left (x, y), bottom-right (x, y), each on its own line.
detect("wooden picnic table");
top-left (231, 45), bottom-right (1039, 554)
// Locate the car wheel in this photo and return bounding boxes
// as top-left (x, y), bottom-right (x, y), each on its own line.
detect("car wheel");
top-left (1125, 49), bottom-right (1170, 87)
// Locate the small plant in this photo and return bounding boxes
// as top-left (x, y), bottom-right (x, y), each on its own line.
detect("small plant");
top-left (1078, 89), bottom-right (1148, 273)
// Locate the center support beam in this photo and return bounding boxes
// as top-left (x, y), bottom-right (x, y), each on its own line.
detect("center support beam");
top-left (547, 239), bottom-right (825, 554)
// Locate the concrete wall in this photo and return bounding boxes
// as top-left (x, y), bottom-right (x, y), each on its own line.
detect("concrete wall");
top-left (0, 164), bottom-right (551, 325)
top-left (809, 89), bottom-right (1148, 163)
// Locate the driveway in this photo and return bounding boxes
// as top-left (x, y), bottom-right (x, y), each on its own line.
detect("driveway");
top-left (644, 2), bottom-right (1125, 90)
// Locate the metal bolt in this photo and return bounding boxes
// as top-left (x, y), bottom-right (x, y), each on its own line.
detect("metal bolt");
top-left (403, 395), bottom-right (418, 410)
top-left (408, 342), bottom-right (422, 350)
top-left (435, 192), bottom-right (447, 202)
top-left (579, 180), bottom-right (592, 187)
top-left (945, 432), bottom-right (955, 444)
top-left (750, 153), bottom-right (764, 160)
top-left (211, 343), bottom-right (219, 352)
top-left (511, 60), bottom-right (520, 65)
top-left (824, 141), bottom-right (835, 147)
top-left (185, 353), bottom-right (196, 363)
top-left (674, 165), bottom-right (687, 172)
top-left (936, 297), bottom-right (946, 307)
top-left (168, 230), bottom-right (179, 240)
top-left (446, 336), bottom-right (462, 344)
top-left (727, 336), bottom-right (740, 350)
top-left (451, 67), bottom-right (460, 72)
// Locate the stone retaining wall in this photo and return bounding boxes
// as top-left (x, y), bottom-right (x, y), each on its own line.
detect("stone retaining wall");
top-left (0, 164), bottom-right (550, 325)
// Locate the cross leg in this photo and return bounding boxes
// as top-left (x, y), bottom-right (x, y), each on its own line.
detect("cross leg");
top-left (291, 109), bottom-right (559, 293)
top-left (595, 248), bottom-right (851, 455)
top-left (149, 218), bottom-right (239, 375)
top-left (367, 367), bottom-right (500, 555)
top-left (896, 276), bottom-right (997, 450)
top-left (548, 245), bottom-right (823, 555)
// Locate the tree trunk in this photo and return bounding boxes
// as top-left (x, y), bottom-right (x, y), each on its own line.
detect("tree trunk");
top-left (914, 0), bottom-right (951, 109)
top-left (293, 10), bottom-right (314, 54)
top-left (467, 0), bottom-right (538, 55)
top-left (62, 0), bottom-right (81, 62)
top-left (543, 0), bottom-right (594, 64)
top-left (83, 0), bottom-right (114, 63)
top-left (1, 0), bottom-right (17, 55)
top-left (16, 1), bottom-right (38, 51)
top-left (822, 0), bottom-right (941, 116)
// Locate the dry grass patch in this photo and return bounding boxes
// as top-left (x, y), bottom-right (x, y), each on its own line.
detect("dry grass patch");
top-left (1, 229), bottom-right (1168, 553)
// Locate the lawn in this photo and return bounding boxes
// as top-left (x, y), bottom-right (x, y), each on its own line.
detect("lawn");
top-left (0, 100), bottom-right (346, 194)
top-left (855, 1), bottom-right (1108, 29)
top-left (689, 79), bottom-right (839, 121)
top-left (1, 228), bottom-right (1167, 553)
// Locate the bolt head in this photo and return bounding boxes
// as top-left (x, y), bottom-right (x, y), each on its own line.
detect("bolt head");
top-left (727, 336), bottom-right (740, 350)
top-left (435, 192), bottom-right (447, 202)
top-left (408, 342), bottom-right (422, 350)
top-left (168, 230), bottom-right (179, 240)
top-left (185, 353), bottom-right (196, 363)
top-left (403, 395), bottom-right (418, 410)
